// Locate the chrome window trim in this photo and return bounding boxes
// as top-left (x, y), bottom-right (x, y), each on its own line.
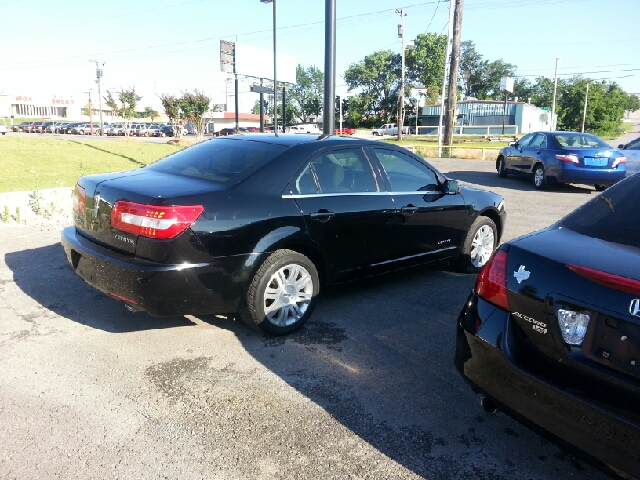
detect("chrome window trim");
top-left (282, 190), bottom-right (441, 199)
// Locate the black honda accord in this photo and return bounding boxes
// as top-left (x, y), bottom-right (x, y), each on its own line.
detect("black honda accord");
top-left (62, 134), bottom-right (506, 335)
top-left (455, 173), bottom-right (640, 477)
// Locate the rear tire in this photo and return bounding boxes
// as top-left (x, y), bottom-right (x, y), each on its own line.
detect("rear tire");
top-left (497, 156), bottom-right (507, 177)
top-left (239, 249), bottom-right (319, 336)
top-left (533, 163), bottom-right (546, 190)
top-left (457, 216), bottom-right (497, 273)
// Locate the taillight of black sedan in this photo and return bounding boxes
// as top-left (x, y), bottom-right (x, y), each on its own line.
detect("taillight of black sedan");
top-left (455, 173), bottom-right (640, 478)
top-left (62, 134), bottom-right (506, 336)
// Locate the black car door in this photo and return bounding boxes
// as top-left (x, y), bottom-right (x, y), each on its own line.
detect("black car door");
top-left (285, 147), bottom-right (398, 282)
top-left (368, 147), bottom-right (468, 264)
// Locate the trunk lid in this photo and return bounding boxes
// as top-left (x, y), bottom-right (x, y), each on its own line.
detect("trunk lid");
top-left (506, 225), bottom-right (640, 380)
top-left (74, 169), bottom-right (224, 255)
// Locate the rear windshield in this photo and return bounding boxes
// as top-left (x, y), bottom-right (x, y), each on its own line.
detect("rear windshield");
top-left (146, 138), bottom-right (288, 187)
top-left (561, 175), bottom-right (640, 248)
top-left (553, 133), bottom-right (609, 148)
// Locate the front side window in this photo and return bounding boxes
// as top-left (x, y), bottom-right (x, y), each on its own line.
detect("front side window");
top-left (372, 149), bottom-right (439, 192)
top-left (562, 175), bottom-right (640, 248)
top-left (518, 133), bottom-right (536, 147)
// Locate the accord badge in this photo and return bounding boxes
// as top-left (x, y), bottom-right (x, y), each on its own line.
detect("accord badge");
top-left (514, 266), bottom-right (530, 284)
top-left (630, 299), bottom-right (640, 318)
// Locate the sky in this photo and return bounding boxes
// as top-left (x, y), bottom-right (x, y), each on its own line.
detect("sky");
top-left (1, 0), bottom-right (639, 113)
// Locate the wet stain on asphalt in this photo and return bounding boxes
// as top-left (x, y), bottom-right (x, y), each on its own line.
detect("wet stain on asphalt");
top-left (262, 321), bottom-right (348, 348)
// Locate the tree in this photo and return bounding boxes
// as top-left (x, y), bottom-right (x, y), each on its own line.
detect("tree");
top-left (141, 106), bottom-right (159, 121)
top-left (405, 33), bottom-right (447, 105)
top-left (290, 65), bottom-right (324, 122)
top-left (104, 87), bottom-right (141, 136)
top-left (459, 41), bottom-right (516, 99)
top-left (160, 94), bottom-right (182, 138)
top-left (344, 50), bottom-right (401, 122)
top-left (178, 90), bottom-right (211, 142)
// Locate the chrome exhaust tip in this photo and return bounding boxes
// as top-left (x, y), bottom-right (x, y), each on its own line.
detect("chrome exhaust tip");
top-left (481, 396), bottom-right (499, 415)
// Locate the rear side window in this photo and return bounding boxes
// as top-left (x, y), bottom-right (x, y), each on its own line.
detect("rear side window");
top-left (147, 139), bottom-right (287, 187)
top-left (562, 175), bottom-right (640, 248)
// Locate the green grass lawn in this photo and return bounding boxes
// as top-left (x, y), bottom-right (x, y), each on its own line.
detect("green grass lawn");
top-left (0, 137), bottom-right (184, 193)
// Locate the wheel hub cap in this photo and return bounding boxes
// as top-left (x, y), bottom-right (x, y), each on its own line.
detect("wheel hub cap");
top-left (263, 264), bottom-right (313, 327)
top-left (470, 225), bottom-right (495, 268)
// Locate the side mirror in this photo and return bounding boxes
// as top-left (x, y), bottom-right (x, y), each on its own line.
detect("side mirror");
top-left (509, 141), bottom-right (517, 147)
top-left (618, 143), bottom-right (626, 149)
top-left (445, 179), bottom-right (460, 195)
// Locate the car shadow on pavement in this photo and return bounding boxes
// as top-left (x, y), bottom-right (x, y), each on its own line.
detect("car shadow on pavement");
top-left (449, 170), bottom-right (595, 194)
top-left (192, 266), bottom-right (600, 479)
top-left (4, 243), bottom-right (195, 333)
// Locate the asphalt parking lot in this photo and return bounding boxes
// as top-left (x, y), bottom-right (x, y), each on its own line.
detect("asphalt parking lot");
top-left (0, 157), bottom-right (614, 479)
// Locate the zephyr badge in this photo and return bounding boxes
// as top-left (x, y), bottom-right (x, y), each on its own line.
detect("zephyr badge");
top-left (630, 299), bottom-right (640, 318)
top-left (514, 265), bottom-right (531, 284)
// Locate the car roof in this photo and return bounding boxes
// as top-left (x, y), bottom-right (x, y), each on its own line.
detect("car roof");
top-left (221, 133), bottom-right (377, 147)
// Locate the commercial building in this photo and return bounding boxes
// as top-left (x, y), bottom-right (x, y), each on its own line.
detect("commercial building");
top-left (414, 99), bottom-right (556, 135)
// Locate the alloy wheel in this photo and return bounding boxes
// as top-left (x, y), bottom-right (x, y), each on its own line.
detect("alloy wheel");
top-left (470, 225), bottom-right (495, 268)
top-left (263, 263), bottom-right (313, 327)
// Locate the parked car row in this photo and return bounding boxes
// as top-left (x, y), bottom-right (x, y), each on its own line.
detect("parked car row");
top-left (9, 121), bottom-right (191, 137)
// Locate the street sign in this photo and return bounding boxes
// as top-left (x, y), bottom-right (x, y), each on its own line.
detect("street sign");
top-left (220, 40), bottom-right (235, 74)
top-left (250, 84), bottom-right (273, 94)
top-left (541, 107), bottom-right (551, 111)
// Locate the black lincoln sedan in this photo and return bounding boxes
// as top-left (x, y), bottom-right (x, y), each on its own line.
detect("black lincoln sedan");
top-left (61, 134), bottom-right (506, 335)
top-left (455, 173), bottom-right (640, 478)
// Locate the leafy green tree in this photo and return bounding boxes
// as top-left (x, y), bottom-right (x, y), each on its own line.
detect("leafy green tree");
top-left (459, 41), bottom-right (516, 99)
top-left (405, 33), bottom-right (447, 104)
top-left (104, 88), bottom-right (141, 136)
top-left (290, 65), bottom-right (324, 122)
top-left (160, 94), bottom-right (182, 137)
top-left (178, 90), bottom-right (211, 142)
top-left (141, 106), bottom-right (160, 121)
top-left (344, 50), bottom-right (401, 123)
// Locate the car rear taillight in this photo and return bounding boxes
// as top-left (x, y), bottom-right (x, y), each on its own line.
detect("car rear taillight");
top-left (567, 264), bottom-right (640, 296)
top-left (474, 249), bottom-right (510, 311)
top-left (612, 156), bottom-right (626, 168)
top-left (111, 201), bottom-right (204, 240)
top-left (556, 154), bottom-right (579, 163)
top-left (72, 184), bottom-right (86, 215)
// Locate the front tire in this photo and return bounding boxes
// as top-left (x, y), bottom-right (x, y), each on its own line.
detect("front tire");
top-left (457, 216), bottom-right (497, 273)
top-left (240, 249), bottom-right (319, 336)
top-left (533, 163), bottom-right (546, 190)
top-left (497, 156), bottom-right (507, 177)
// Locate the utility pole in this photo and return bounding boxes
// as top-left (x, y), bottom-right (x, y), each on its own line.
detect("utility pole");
top-left (551, 56), bottom-right (560, 131)
top-left (443, 0), bottom-right (463, 155)
top-left (396, 9), bottom-right (406, 141)
top-left (323, 0), bottom-right (336, 135)
top-left (438, 0), bottom-right (455, 155)
top-left (89, 60), bottom-right (105, 135)
top-left (581, 82), bottom-right (590, 133)
top-left (85, 90), bottom-right (93, 135)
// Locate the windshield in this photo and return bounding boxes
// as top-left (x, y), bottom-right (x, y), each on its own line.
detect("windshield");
top-left (561, 175), bottom-right (640, 249)
top-left (553, 133), bottom-right (610, 148)
top-left (146, 138), bottom-right (288, 187)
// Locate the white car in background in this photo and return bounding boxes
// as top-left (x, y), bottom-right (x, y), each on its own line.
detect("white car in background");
top-left (618, 136), bottom-right (640, 176)
top-left (0, 124), bottom-right (8, 135)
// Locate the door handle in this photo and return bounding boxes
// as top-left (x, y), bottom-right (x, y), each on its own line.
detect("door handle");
top-left (400, 205), bottom-right (418, 215)
top-left (309, 209), bottom-right (334, 222)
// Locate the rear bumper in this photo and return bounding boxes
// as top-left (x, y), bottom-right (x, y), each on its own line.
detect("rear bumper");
top-left (553, 164), bottom-right (626, 185)
top-left (61, 226), bottom-right (255, 316)
top-left (455, 293), bottom-right (640, 478)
